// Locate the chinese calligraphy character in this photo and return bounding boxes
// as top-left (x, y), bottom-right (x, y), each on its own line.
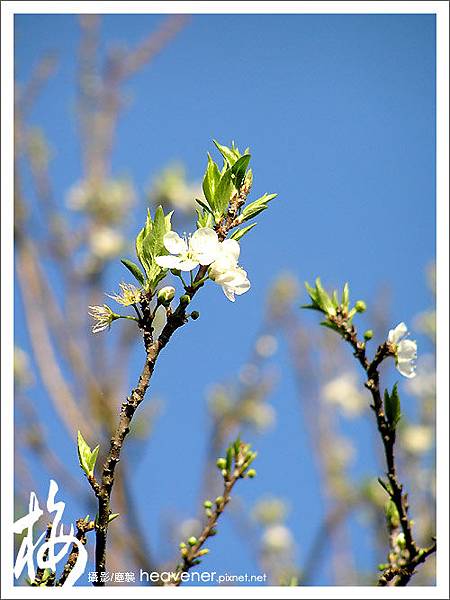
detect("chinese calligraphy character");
top-left (13, 480), bottom-right (88, 586)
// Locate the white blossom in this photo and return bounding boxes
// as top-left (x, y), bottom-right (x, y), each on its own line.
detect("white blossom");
top-left (88, 304), bottom-right (116, 333)
top-left (208, 239), bottom-right (250, 302)
top-left (107, 282), bottom-right (142, 306)
top-left (322, 372), bottom-right (365, 418)
top-left (262, 524), bottom-right (294, 553)
top-left (155, 227), bottom-right (219, 271)
top-left (388, 322), bottom-right (417, 378)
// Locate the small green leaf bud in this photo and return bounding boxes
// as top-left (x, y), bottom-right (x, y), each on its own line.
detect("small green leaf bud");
top-left (179, 542), bottom-right (186, 549)
top-left (181, 547), bottom-right (188, 557)
top-left (216, 458), bottom-right (227, 470)
top-left (170, 269), bottom-right (181, 276)
top-left (203, 500), bottom-right (213, 509)
top-left (188, 536), bottom-right (197, 547)
top-left (246, 468), bottom-right (256, 478)
top-left (355, 300), bottom-right (367, 313)
top-left (180, 294), bottom-right (191, 307)
top-left (221, 469), bottom-right (228, 477)
top-left (205, 508), bottom-right (213, 518)
top-left (364, 329), bottom-right (374, 341)
top-left (198, 548), bottom-right (210, 556)
top-left (158, 286), bottom-right (175, 305)
top-left (215, 496), bottom-right (224, 506)
top-left (190, 310), bottom-right (200, 320)
top-left (396, 532), bottom-right (406, 550)
top-left (209, 528), bottom-right (218, 536)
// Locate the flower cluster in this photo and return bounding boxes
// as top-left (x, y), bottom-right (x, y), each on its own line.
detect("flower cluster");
top-left (156, 228), bottom-right (250, 302)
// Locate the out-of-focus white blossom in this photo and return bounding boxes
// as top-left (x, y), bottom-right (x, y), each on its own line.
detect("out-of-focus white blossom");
top-left (241, 401), bottom-right (276, 431)
top-left (239, 363), bottom-right (259, 386)
top-left (401, 425), bottom-right (433, 455)
top-left (178, 518), bottom-right (201, 540)
top-left (67, 178), bottom-right (135, 223)
top-left (149, 163), bottom-right (202, 213)
top-left (253, 497), bottom-right (289, 526)
top-left (388, 322), bottom-right (417, 378)
top-left (255, 335), bottom-right (278, 358)
top-left (322, 372), bottom-right (366, 418)
top-left (14, 347), bottom-right (33, 388)
top-left (90, 226), bottom-right (124, 260)
top-left (262, 524), bottom-right (294, 554)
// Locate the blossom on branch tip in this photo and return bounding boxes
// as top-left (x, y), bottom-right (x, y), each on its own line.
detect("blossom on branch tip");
top-left (208, 239), bottom-right (250, 302)
top-left (107, 282), bottom-right (142, 306)
top-left (155, 227), bottom-right (219, 271)
top-left (388, 322), bottom-right (417, 378)
top-left (88, 304), bottom-right (117, 333)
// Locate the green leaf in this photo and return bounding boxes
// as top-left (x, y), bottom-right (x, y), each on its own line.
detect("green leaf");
top-left (213, 139), bottom-right (240, 167)
top-left (230, 222), bottom-right (257, 241)
top-left (108, 513), bottom-right (120, 523)
top-left (384, 499), bottom-right (400, 528)
top-left (225, 445), bottom-right (234, 472)
top-left (147, 205), bottom-right (167, 259)
top-left (165, 210), bottom-right (174, 231)
top-left (202, 154), bottom-right (221, 212)
top-left (195, 197), bottom-right (215, 216)
top-left (341, 282), bottom-right (350, 311)
top-left (239, 193), bottom-right (277, 223)
top-left (135, 209), bottom-right (153, 274)
top-left (320, 320), bottom-right (344, 336)
top-left (214, 169), bottom-right (236, 217)
top-left (196, 207), bottom-right (214, 229)
top-left (315, 278), bottom-right (336, 316)
top-left (231, 154), bottom-right (251, 189)
top-left (121, 259), bottom-right (145, 286)
top-left (384, 383), bottom-right (401, 429)
top-left (77, 431), bottom-right (99, 478)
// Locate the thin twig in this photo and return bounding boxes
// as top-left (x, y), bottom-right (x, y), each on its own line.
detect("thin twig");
top-left (329, 314), bottom-right (436, 585)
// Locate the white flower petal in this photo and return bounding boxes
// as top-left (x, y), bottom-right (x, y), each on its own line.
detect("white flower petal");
top-left (190, 227), bottom-right (219, 256)
top-left (164, 231), bottom-right (187, 255)
top-left (222, 286), bottom-right (236, 302)
top-left (220, 239), bottom-right (240, 262)
top-left (398, 339), bottom-right (417, 361)
top-left (397, 360), bottom-right (416, 378)
top-left (155, 255), bottom-right (182, 269)
top-left (177, 258), bottom-right (199, 272)
top-left (388, 322), bottom-right (408, 344)
top-left (234, 278), bottom-right (251, 295)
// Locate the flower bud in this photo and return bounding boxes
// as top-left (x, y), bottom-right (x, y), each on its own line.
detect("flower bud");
top-left (180, 294), bottom-right (191, 307)
top-left (158, 286), bottom-right (175, 305)
top-left (396, 532), bottom-right (406, 550)
top-left (179, 542), bottom-right (186, 549)
top-left (215, 496), bottom-right (224, 506)
top-left (203, 500), bottom-right (213, 509)
top-left (355, 300), bottom-right (367, 313)
top-left (247, 469), bottom-right (256, 478)
top-left (187, 536), bottom-right (197, 547)
top-left (216, 458), bottom-right (227, 470)
top-left (364, 329), bottom-right (374, 341)
top-left (198, 548), bottom-right (210, 556)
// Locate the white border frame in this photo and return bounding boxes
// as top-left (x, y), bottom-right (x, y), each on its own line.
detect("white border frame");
top-left (2, 2), bottom-right (448, 599)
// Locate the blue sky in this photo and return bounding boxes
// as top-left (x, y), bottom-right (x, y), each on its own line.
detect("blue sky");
top-left (14, 13), bottom-right (435, 585)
